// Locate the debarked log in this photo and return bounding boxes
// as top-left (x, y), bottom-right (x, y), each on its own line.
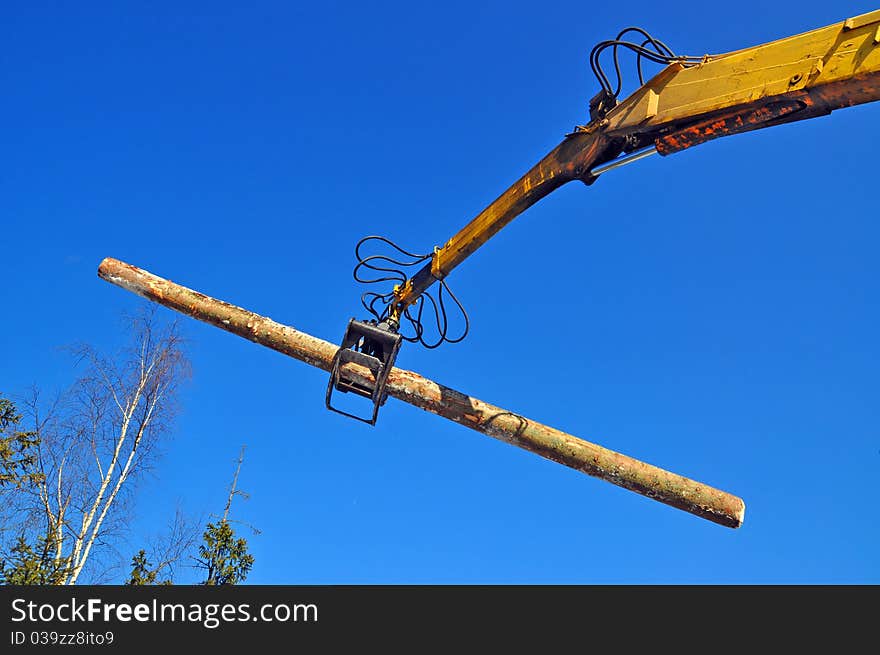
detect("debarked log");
top-left (98, 257), bottom-right (746, 528)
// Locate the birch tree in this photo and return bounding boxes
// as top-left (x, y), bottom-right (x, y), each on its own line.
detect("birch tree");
top-left (124, 506), bottom-right (199, 585)
top-left (4, 312), bottom-right (189, 584)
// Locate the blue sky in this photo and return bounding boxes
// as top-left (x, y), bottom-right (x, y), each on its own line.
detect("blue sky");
top-left (3, 1), bottom-right (878, 583)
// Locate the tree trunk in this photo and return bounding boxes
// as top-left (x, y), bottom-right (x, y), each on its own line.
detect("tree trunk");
top-left (98, 257), bottom-right (745, 529)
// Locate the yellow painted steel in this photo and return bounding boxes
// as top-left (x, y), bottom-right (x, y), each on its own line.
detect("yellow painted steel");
top-left (602, 9), bottom-right (880, 136)
top-left (391, 9), bottom-right (880, 313)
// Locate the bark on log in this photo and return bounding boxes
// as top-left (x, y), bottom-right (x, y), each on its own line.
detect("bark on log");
top-left (98, 257), bottom-right (746, 528)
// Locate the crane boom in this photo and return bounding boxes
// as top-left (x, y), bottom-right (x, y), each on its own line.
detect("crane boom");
top-left (391, 9), bottom-right (880, 315)
top-left (328, 9), bottom-right (880, 424)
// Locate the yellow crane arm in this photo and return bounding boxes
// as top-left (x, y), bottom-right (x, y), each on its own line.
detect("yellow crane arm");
top-left (390, 8), bottom-right (880, 318)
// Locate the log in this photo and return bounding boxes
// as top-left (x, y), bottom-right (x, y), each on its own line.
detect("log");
top-left (98, 257), bottom-right (746, 528)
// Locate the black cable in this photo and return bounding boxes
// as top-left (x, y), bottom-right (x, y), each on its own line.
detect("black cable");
top-left (589, 27), bottom-right (703, 102)
top-left (352, 235), bottom-right (470, 349)
top-left (354, 235), bottom-right (431, 262)
top-left (591, 41), bottom-right (699, 96)
top-left (438, 280), bottom-right (469, 344)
